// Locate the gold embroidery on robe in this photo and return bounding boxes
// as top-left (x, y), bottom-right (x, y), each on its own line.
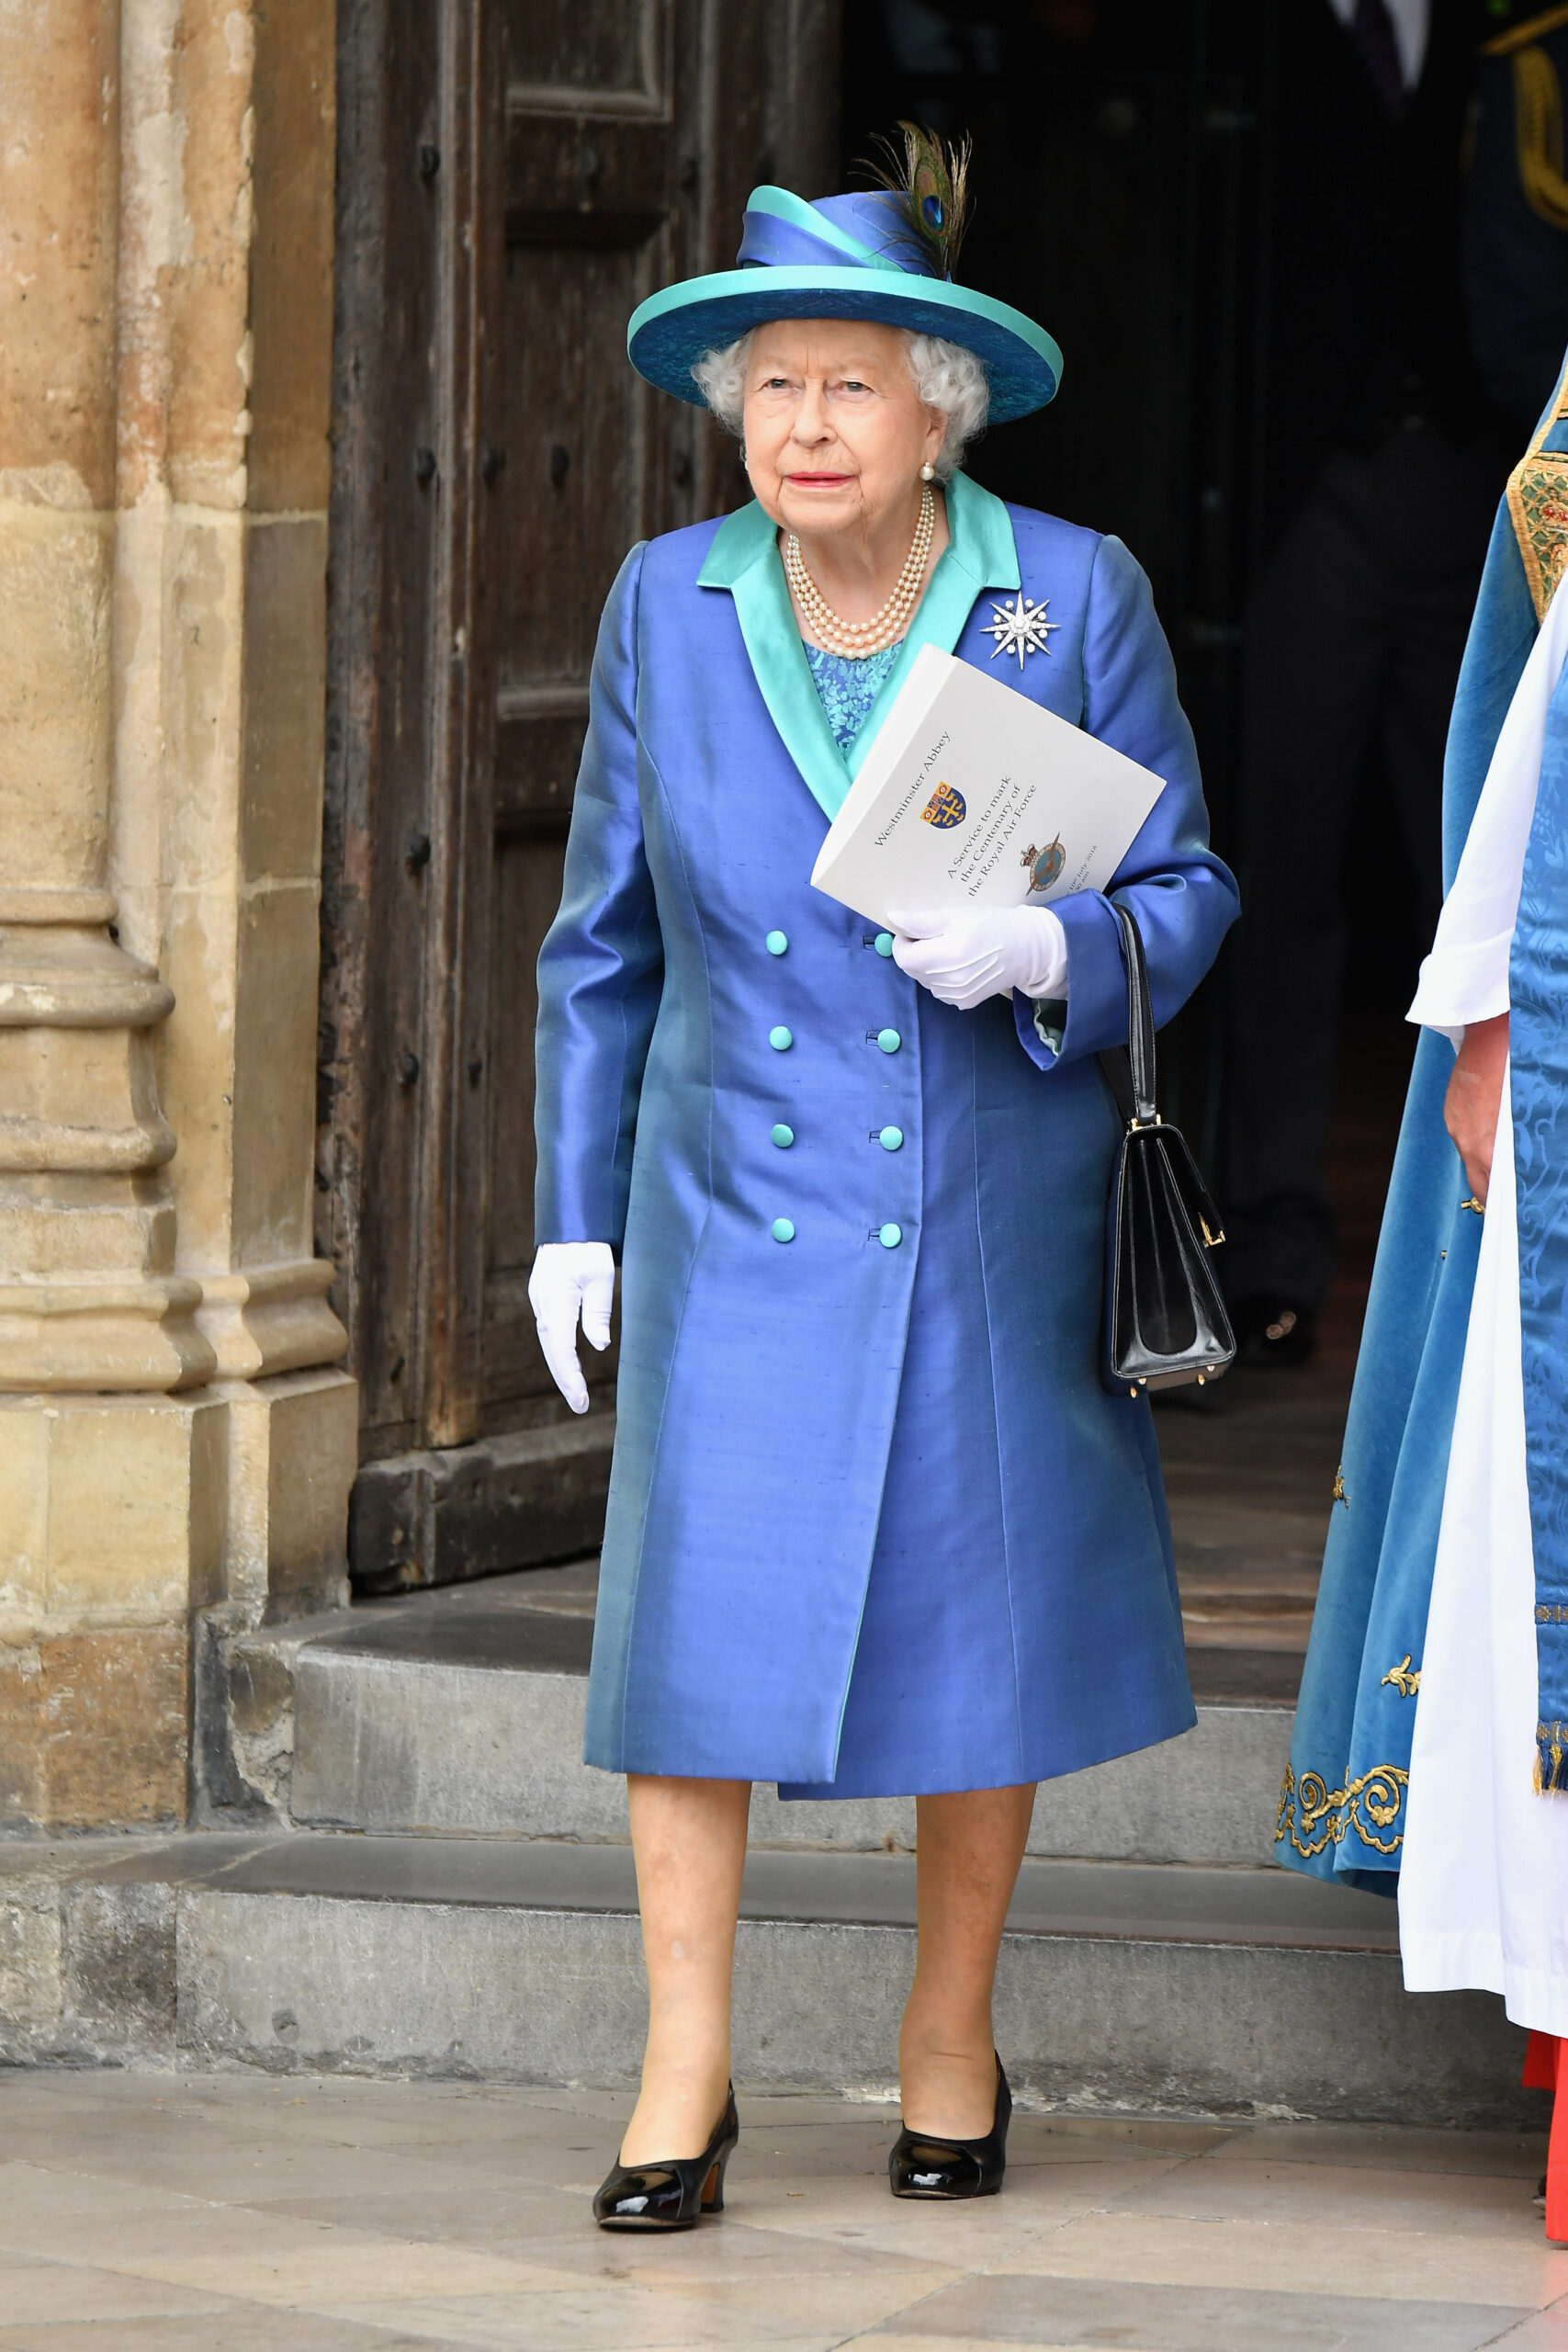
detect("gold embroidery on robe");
top-left (1506, 345), bottom-right (1568, 621)
top-left (1276, 1763), bottom-right (1409, 1858)
top-left (1381, 1656), bottom-right (1421, 1697)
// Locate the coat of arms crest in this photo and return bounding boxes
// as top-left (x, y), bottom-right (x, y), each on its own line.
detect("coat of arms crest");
top-left (919, 782), bottom-right (967, 830)
top-left (1021, 836), bottom-right (1065, 892)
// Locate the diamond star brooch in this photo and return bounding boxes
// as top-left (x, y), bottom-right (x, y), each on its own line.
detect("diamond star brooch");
top-left (982, 593), bottom-right (1059, 667)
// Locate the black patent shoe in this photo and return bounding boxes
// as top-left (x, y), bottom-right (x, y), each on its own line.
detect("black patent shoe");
top-left (592, 2086), bottom-right (739, 2230)
top-left (889, 2054), bottom-right (1011, 2199)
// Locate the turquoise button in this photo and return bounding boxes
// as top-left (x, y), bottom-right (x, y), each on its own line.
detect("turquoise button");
top-left (769, 1025), bottom-right (793, 1051)
top-left (879, 1126), bottom-right (904, 1152)
top-left (772, 1217), bottom-right (795, 1243)
top-left (876, 1027), bottom-right (901, 1054)
top-left (879, 1223), bottom-right (903, 1249)
top-left (772, 1124), bottom-right (795, 1148)
top-left (766, 930), bottom-right (788, 956)
top-left (874, 932), bottom-right (895, 956)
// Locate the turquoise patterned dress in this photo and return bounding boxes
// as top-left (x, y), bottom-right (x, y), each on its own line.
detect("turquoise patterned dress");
top-left (804, 641), bottom-right (903, 752)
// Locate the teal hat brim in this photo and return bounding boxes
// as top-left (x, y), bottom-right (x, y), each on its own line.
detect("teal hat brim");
top-left (626, 266), bottom-right (1062, 424)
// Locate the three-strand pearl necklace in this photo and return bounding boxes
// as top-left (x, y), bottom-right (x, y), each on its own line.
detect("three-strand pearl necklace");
top-left (784, 482), bottom-right (935, 659)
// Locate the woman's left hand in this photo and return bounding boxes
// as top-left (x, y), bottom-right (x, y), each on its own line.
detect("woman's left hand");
top-left (888, 904), bottom-right (1068, 1010)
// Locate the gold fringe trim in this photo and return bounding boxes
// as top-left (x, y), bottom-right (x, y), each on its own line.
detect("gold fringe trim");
top-left (1276, 1763), bottom-right (1409, 1859)
top-left (1537, 1723), bottom-right (1568, 1792)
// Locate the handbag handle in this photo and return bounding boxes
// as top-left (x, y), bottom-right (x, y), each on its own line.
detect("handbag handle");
top-left (1103, 900), bottom-right (1156, 1125)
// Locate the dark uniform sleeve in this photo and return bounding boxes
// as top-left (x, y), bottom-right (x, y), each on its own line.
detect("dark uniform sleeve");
top-left (1463, 22), bottom-right (1568, 439)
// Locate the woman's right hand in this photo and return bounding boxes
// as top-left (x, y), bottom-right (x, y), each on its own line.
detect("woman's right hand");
top-left (887, 904), bottom-right (1068, 1008)
top-left (528, 1242), bottom-right (615, 1413)
top-left (1443, 1012), bottom-right (1509, 1206)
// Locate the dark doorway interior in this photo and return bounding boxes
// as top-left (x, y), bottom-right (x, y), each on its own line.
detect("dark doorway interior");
top-left (840, 0), bottom-right (1512, 1696)
top-left (842, 0), bottom-right (1271, 1162)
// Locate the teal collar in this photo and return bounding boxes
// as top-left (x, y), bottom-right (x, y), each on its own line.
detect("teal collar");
top-left (696, 469), bottom-right (1021, 820)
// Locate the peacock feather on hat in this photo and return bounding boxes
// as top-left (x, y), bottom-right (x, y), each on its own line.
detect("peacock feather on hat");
top-left (858, 121), bottom-right (973, 282)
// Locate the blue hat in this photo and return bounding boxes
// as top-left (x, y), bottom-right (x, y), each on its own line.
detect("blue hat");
top-left (626, 186), bottom-right (1062, 424)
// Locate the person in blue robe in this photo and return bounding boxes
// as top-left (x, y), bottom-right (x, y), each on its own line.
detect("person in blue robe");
top-left (1275, 349), bottom-right (1568, 1896)
top-left (1277, 341), bottom-right (1568, 2235)
top-left (529, 138), bottom-right (1238, 2226)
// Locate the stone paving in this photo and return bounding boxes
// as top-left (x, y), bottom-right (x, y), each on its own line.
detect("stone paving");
top-left (1, 2068), bottom-right (1566, 2348)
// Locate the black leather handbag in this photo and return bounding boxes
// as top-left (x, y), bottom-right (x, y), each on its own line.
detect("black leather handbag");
top-left (1099, 902), bottom-right (1235, 1396)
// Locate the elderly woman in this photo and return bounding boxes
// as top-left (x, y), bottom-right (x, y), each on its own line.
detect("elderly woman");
top-left (529, 144), bottom-right (1238, 2228)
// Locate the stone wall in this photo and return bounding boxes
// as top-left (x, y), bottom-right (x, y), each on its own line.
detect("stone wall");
top-left (0, 0), bottom-right (354, 1831)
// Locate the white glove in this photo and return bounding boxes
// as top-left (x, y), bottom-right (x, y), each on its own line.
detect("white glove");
top-left (528, 1241), bottom-right (615, 1414)
top-left (888, 904), bottom-right (1069, 1010)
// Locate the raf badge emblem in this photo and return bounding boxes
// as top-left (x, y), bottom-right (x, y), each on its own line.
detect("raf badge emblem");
top-left (919, 781), bottom-right (967, 830)
top-left (982, 593), bottom-right (1058, 667)
top-left (1021, 837), bottom-right (1065, 893)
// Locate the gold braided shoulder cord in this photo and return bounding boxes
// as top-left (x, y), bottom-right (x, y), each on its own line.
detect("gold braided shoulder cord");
top-left (1514, 42), bottom-right (1568, 228)
top-left (1276, 1763), bottom-right (1409, 1859)
top-left (1481, 6), bottom-right (1568, 223)
top-left (1483, 5), bottom-right (1568, 62)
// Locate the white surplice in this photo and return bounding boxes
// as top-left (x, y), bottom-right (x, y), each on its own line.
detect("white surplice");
top-left (1398, 582), bottom-right (1568, 2033)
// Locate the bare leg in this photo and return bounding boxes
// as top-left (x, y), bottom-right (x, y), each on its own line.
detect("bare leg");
top-left (899, 1783), bottom-right (1035, 2137)
top-left (619, 1773), bottom-right (751, 2165)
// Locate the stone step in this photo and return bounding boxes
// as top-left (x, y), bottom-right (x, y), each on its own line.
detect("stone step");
top-left (282, 1570), bottom-right (1293, 1867)
top-left (4, 1830), bottom-right (1529, 2128)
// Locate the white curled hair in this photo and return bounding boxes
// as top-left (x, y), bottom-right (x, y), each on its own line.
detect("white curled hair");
top-left (690, 326), bottom-right (989, 481)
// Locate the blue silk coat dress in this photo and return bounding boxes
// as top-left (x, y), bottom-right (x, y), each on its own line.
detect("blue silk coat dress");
top-left (535, 470), bottom-right (1240, 1794)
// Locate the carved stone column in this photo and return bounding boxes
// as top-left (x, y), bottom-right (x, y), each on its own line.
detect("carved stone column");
top-left (112, 0), bottom-right (355, 1639)
top-left (0, 2), bottom-right (214, 1396)
top-left (0, 0), bottom-right (355, 1832)
top-left (0, 2), bottom-right (224, 1832)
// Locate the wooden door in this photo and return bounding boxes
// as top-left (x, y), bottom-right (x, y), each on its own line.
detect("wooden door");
top-left (322, 0), bottom-right (840, 1587)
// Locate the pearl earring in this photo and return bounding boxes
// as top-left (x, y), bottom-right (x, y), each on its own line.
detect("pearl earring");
top-left (920, 462), bottom-right (936, 482)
